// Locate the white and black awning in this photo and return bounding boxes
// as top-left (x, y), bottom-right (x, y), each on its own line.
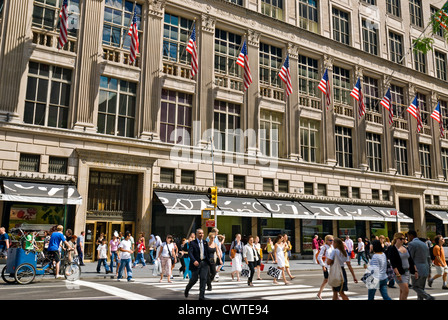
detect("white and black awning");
top-left (154, 191), bottom-right (210, 216)
top-left (426, 210), bottom-right (448, 224)
top-left (0, 180), bottom-right (82, 205)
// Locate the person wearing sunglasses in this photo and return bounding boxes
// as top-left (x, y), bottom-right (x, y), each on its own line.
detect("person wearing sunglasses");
top-left (316, 235), bottom-right (334, 300)
top-left (387, 232), bottom-right (412, 300)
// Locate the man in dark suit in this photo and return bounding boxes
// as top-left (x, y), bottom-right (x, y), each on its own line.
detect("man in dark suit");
top-left (184, 228), bottom-right (210, 300)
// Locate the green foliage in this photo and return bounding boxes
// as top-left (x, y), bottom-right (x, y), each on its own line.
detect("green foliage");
top-left (412, 38), bottom-right (434, 55)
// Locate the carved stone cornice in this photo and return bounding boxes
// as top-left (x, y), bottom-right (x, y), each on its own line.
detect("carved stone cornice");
top-left (247, 29), bottom-right (260, 47)
top-left (323, 54), bottom-right (334, 71)
top-left (147, 0), bottom-right (166, 19)
top-left (201, 14), bottom-right (216, 33)
top-left (287, 43), bottom-right (299, 60)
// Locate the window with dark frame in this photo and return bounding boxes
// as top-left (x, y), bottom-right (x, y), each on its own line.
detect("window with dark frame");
top-left (419, 143), bottom-right (431, 179)
top-left (304, 182), bottom-right (314, 195)
top-left (216, 173), bottom-right (228, 188)
top-left (335, 126), bottom-right (353, 168)
top-left (389, 31), bottom-right (403, 64)
top-left (48, 156), bottom-right (68, 175)
top-left (233, 175), bottom-right (246, 189)
top-left (332, 7), bottom-right (350, 45)
top-left (160, 167), bottom-right (175, 184)
top-left (263, 178), bottom-right (274, 192)
top-left (181, 170), bottom-right (195, 185)
top-left (19, 154), bottom-right (40, 172)
top-left (278, 180), bottom-right (289, 193)
top-left (340, 186), bottom-right (349, 198)
top-left (394, 138), bottom-right (408, 175)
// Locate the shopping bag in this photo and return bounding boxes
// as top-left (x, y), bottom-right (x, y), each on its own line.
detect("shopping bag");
top-left (350, 251), bottom-right (355, 259)
top-left (240, 265), bottom-right (250, 278)
top-left (328, 257), bottom-right (343, 287)
top-left (267, 266), bottom-right (281, 279)
top-left (152, 259), bottom-right (160, 276)
top-left (260, 263), bottom-right (265, 271)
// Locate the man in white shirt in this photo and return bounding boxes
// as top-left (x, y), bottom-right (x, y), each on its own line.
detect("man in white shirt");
top-left (357, 238), bottom-right (369, 266)
top-left (345, 235), bottom-right (354, 260)
top-left (117, 232), bottom-right (134, 282)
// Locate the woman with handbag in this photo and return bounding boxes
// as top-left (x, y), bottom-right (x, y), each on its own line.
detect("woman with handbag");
top-left (243, 236), bottom-right (259, 286)
top-left (327, 238), bottom-right (358, 300)
top-left (206, 232), bottom-right (222, 290)
top-left (366, 240), bottom-right (392, 300)
top-left (273, 234), bottom-right (290, 285)
top-left (254, 236), bottom-right (263, 280)
top-left (230, 234), bottom-right (243, 281)
top-left (158, 235), bottom-right (176, 283)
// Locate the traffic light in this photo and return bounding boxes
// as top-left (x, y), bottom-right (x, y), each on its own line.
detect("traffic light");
top-left (208, 186), bottom-right (218, 207)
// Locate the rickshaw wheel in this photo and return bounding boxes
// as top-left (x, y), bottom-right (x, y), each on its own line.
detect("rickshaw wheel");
top-left (15, 263), bottom-right (36, 285)
top-left (1, 266), bottom-right (16, 284)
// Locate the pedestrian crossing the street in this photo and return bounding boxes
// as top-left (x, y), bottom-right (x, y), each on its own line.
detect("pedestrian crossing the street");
top-left (133, 276), bottom-right (368, 300)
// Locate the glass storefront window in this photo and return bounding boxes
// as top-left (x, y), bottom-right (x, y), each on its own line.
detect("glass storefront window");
top-left (301, 219), bottom-right (332, 254)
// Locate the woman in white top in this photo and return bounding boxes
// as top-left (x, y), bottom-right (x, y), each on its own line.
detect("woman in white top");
top-left (157, 235), bottom-right (176, 283)
top-left (327, 238), bottom-right (358, 300)
top-left (316, 235), bottom-right (334, 300)
top-left (243, 236), bottom-right (259, 286)
top-left (273, 234), bottom-right (290, 285)
top-left (367, 240), bottom-right (392, 300)
top-left (230, 234), bottom-right (243, 281)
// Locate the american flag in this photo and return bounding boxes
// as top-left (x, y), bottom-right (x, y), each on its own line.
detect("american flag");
top-left (431, 102), bottom-right (445, 138)
top-left (407, 95), bottom-right (423, 133)
top-left (58, 0), bottom-right (68, 50)
top-left (186, 24), bottom-right (198, 78)
top-left (350, 78), bottom-right (366, 119)
top-left (318, 69), bottom-right (331, 109)
top-left (236, 41), bottom-right (253, 91)
top-left (128, 11), bottom-right (139, 65)
top-left (380, 88), bottom-right (393, 125)
top-left (278, 55), bottom-right (293, 97)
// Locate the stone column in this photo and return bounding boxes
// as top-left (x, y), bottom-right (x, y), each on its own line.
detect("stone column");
top-left (355, 66), bottom-right (368, 171)
top-left (139, 0), bottom-right (165, 140)
top-left (383, 76), bottom-right (396, 174)
top-left (408, 85), bottom-right (421, 177)
top-left (196, 14), bottom-right (216, 147)
top-left (71, 0), bottom-right (104, 132)
top-left (0, 0), bottom-right (33, 122)
top-left (431, 91), bottom-right (444, 181)
top-left (287, 44), bottom-right (300, 160)
top-left (322, 55), bottom-right (336, 166)
top-left (246, 29), bottom-right (260, 156)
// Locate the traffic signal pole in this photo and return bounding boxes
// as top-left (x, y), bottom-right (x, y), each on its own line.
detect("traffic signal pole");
top-left (210, 137), bottom-right (217, 228)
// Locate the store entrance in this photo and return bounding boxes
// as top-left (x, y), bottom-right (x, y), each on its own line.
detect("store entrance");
top-left (84, 221), bottom-right (135, 262)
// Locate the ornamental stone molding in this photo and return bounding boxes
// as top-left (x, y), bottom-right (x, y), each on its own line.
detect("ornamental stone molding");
top-left (201, 14), bottom-right (216, 33)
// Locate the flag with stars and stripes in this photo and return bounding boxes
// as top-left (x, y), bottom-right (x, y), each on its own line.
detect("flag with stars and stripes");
top-left (431, 102), bottom-right (445, 138)
top-left (236, 41), bottom-right (253, 91)
top-left (407, 95), bottom-right (423, 133)
top-left (318, 69), bottom-right (331, 110)
top-left (58, 0), bottom-right (68, 49)
top-left (380, 88), bottom-right (393, 125)
top-left (350, 77), bottom-right (366, 119)
top-left (128, 11), bottom-right (139, 65)
top-left (278, 55), bottom-right (293, 97)
top-left (186, 24), bottom-right (198, 78)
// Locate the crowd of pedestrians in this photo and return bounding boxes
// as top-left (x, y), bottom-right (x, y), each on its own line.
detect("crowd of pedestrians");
top-left (313, 230), bottom-right (446, 300)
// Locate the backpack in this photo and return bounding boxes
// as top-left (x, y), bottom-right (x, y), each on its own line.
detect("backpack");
top-left (429, 245), bottom-right (436, 261)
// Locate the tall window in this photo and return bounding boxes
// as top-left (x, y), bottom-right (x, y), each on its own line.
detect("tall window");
top-left (389, 31), bottom-right (403, 64)
top-left (98, 76), bottom-right (136, 137)
top-left (261, 0), bottom-right (284, 20)
top-left (260, 110), bottom-right (283, 158)
top-left (363, 76), bottom-right (380, 113)
top-left (419, 144), bottom-right (431, 178)
top-left (366, 132), bottom-right (382, 172)
top-left (432, 6), bottom-right (445, 37)
top-left (298, 0), bottom-right (318, 33)
top-left (333, 66), bottom-right (351, 104)
top-left (214, 29), bottom-right (242, 77)
top-left (387, 0), bottom-right (401, 17)
top-left (163, 13), bottom-right (194, 65)
top-left (25, 62), bottom-right (72, 128)
top-left (214, 100), bottom-right (242, 152)
top-left (409, 0), bottom-right (423, 28)
top-left (335, 126), bottom-right (353, 168)
top-left (160, 89), bottom-right (193, 145)
top-left (259, 43), bottom-right (283, 88)
top-left (300, 119), bottom-right (320, 163)
top-left (417, 93), bottom-right (428, 126)
top-left (435, 51), bottom-right (447, 81)
top-left (413, 49), bottom-right (426, 73)
top-left (442, 148), bottom-right (448, 179)
top-left (225, 0), bottom-right (243, 5)
top-left (394, 138), bottom-right (408, 175)
top-left (88, 171), bottom-right (138, 214)
top-left (390, 84), bottom-right (406, 120)
top-left (362, 19), bottom-right (379, 55)
top-left (32, 0), bottom-right (79, 36)
top-left (440, 100), bottom-right (448, 138)
top-left (332, 8), bottom-right (350, 45)
top-left (102, 1), bottom-right (142, 50)
top-left (298, 55), bottom-right (319, 98)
